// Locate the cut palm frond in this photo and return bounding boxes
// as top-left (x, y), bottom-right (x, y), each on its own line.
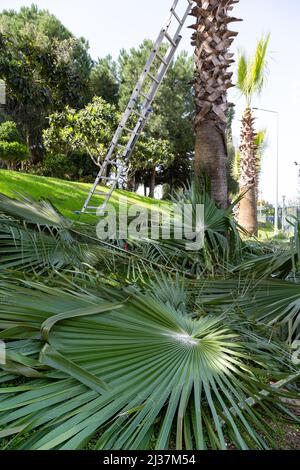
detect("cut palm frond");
top-left (0, 278), bottom-right (299, 450)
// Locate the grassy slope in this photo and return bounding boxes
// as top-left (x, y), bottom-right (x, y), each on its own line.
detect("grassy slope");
top-left (0, 170), bottom-right (282, 240)
top-left (0, 170), bottom-right (162, 223)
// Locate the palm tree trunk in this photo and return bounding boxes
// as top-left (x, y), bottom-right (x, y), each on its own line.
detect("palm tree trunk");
top-left (195, 121), bottom-right (228, 209)
top-left (27, 129), bottom-right (44, 165)
top-left (127, 171), bottom-right (136, 192)
top-left (148, 167), bottom-right (156, 198)
top-left (191, 0), bottom-right (240, 209)
top-left (238, 107), bottom-right (258, 235)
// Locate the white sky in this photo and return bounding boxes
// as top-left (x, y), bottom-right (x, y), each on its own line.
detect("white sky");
top-left (0, 0), bottom-right (299, 204)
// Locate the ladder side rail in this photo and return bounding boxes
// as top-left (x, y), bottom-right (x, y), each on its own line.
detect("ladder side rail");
top-left (96, 164), bottom-right (126, 215)
top-left (82, 171), bottom-right (105, 212)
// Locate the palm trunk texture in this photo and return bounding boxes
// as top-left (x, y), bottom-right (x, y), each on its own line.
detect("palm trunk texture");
top-left (191, 0), bottom-right (241, 208)
top-left (238, 107), bottom-right (258, 235)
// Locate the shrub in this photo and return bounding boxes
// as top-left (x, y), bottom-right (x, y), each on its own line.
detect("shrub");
top-left (0, 141), bottom-right (29, 163)
top-left (0, 121), bottom-right (22, 143)
top-left (37, 153), bottom-right (75, 179)
top-left (33, 151), bottom-right (98, 181)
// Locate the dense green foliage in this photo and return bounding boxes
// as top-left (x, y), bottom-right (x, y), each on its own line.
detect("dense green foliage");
top-left (43, 97), bottom-right (175, 188)
top-left (0, 5), bottom-right (92, 163)
top-left (118, 41), bottom-right (194, 192)
top-left (0, 6), bottom-right (194, 194)
top-left (0, 141), bottom-right (28, 164)
top-left (0, 121), bottom-right (22, 143)
top-left (0, 121), bottom-right (28, 167)
top-left (89, 56), bottom-right (119, 105)
top-left (43, 97), bottom-right (118, 169)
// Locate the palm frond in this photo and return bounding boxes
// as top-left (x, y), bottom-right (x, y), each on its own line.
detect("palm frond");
top-left (236, 34), bottom-right (270, 105)
top-left (0, 277), bottom-right (298, 450)
top-left (237, 52), bottom-right (249, 99)
top-left (251, 33), bottom-right (270, 95)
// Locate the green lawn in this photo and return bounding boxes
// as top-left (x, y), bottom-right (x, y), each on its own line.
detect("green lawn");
top-left (2, 170), bottom-right (284, 239)
top-left (0, 170), bottom-right (162, 223)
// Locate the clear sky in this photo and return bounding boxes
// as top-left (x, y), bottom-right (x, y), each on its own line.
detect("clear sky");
top-left (0, 0), bottom-right (299, 203)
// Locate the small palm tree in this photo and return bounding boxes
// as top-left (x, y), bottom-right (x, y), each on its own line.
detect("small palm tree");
top-left (236, 34), bottom-right (270, 235)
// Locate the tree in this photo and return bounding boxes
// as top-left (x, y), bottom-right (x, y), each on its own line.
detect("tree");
top-left (0, 5), bottom-right (92, 164)
top-left (130, 137), bottom-right (174, 197)
top-left (43, 97), bottom-right (118, 169)
top-left (44, 96), bottom-right (174, 190)
top-left (226, 107), bottom-right (239, 196)
top-left (89, 56), bottom-right (119, 105)
top-left (232, 129), bottom-right (268, 221)
top-left (236, 34), bottom-right (270, 235)
top-left (190, 0), bottom-right (241, 208)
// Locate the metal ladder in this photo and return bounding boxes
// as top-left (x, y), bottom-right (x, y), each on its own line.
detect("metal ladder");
top-left (79, 0), bottom-right (193, 215)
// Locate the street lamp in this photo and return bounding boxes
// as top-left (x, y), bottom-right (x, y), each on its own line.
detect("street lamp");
top-left (253, 107), bottom-right (279, 234)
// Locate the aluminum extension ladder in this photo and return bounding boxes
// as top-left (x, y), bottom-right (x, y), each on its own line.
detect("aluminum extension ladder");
top-left (79, 0), bottom-right (193, 215)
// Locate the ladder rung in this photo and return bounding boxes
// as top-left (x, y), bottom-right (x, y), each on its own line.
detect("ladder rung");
top-left (156, 53), bottom-right (168, 66)
top-left (100, 176), bottom-right (118, 181)
top-left (148, 72), bottom-right (159, 84)
top-left (110, 141), bottom-right (123, 149)
top-left (131, 108), bottom-right (145, 119)
top-left (164, 32), bottom-right (177, 48)
top-left (140, 91), bottom-right (151, 101)
top-left (94, 192), bottom-right (108, 196)
top-left (123, 126), bottom-right (135, 134)
top-left (87, 206), bottom-right (102, 210)
top-left (171, 8), bottom-right (183, 25)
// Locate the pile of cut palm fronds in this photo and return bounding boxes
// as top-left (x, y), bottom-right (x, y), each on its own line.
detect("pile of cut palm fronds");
top-left (0, 186), bottom-right (299, 450)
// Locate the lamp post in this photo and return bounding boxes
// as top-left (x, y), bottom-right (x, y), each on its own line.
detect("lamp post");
top-left (253, 107), bottom-right (279, 234)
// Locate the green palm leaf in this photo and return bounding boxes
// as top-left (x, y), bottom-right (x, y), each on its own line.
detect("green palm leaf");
top-left (0, 278), bottom-right (298, 450)
top-left (236, 34), bottom-right (270, 106)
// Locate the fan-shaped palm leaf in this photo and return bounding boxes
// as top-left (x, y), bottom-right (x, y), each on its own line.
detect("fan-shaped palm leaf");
top-left (0, 278), bottom-right (299, 450)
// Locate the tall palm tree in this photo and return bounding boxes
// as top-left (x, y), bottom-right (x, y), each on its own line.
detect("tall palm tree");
top-left (191, 0), bottom-right (241, 208)
top-left (236, 34), bottom-right (270, 235)
top-left (232, 129), bottom-right (268, 196)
